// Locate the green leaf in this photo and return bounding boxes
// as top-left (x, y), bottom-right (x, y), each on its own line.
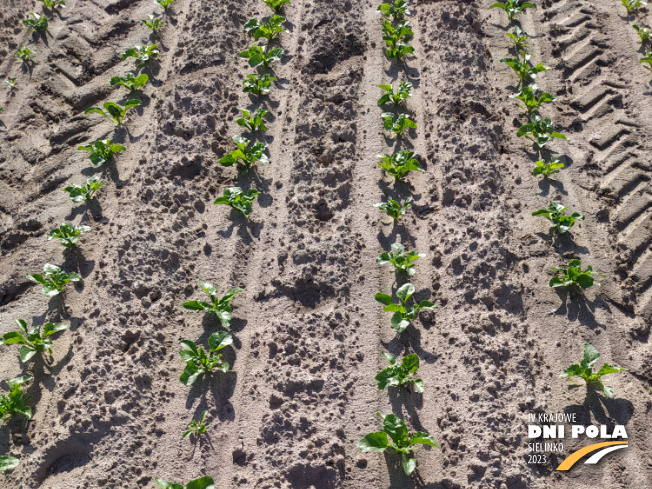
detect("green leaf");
top-left (596, 363), bottom-right (626, 376)
top-left (208, 331), bottom-right (233, 351)
top-left (374, 293), bottom-right (393, 306)
top-left (186, 476), bottom-right (215, 489)
top-left (560, 364), bottom-right (584, 378)
top-left (0, 331), bottom-right (27, 346)
top-left (401, 353), bottom-right (419, 373)
top-left (382, 351), bottom-right (396, 364)
top-left (391, 312), bottom-right (410, 333)
top-left (0, 455), bottom-right (19, 471)
top-left (413, 378), bottom-right (424, 393)
top-left (382, 414), bottom-right (409, 447)
top-left (19, 346), bottom-right (37, 363)
top-left (396, 283), bottom-right (415, 302)
top-left (42, 322), bottom-right (69, 338)
top-left (183, 300), bottom-right (209, 311)
top-left (155, 480), bottom-right (184, 489)
top-left (410, 431), bottom-right (439, 448)
top-left (7, 375), bottom-right (32, 390)
top-left (601, 383), bottom-right (614, 399)
top-left (180, 363), bottom-right (200, 386)
top-left (84, 107), bottom-right (106, 117)
top-left (402, 453), bottom-right (416, 476)
top-left (198, 280), bottom-right (218, 297)
top-left (357, 432), bottom-right (389, 452)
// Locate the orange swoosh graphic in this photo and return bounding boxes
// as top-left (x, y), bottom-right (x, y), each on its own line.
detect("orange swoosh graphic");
top-left (556, 441), bottom-right (628, 471)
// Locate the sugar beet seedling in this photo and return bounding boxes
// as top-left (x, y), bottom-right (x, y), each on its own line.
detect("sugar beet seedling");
top-left (377, 242), bottom-right (425, 277)
top-left (179, 331), bottom-right (233, 386)
top-left (358, 413), bottom-right (439, 476)
top-left (375, 283), bottom-right (435, 333)
top-left (0, 319), bottom-right (69, 363)
top-left (26, 264), bottom-right (80, 297)
top-left (182, 280), bottom-right (242, 327)
top-left (0, 376), bottom-right (32, 423)
top-left (561, 343), bottom-right (625, 398)
top-left (375, 352), bottom-right (424, 393)
top-left (489, 0), bottom-right (536, 22)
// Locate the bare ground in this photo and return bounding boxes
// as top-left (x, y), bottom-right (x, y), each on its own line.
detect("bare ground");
top-left (0, 0), bottom-right (650, 488)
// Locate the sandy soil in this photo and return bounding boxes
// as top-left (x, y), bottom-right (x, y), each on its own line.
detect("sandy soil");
top-left (0, 0), bottom-right (650, 488)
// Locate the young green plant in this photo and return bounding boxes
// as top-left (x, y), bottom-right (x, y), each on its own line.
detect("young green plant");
top-left (236, 107), bottom-right (269, 132)
top-left (26, 264), bottom-right (81, 297)
top-left (244, 16), bottom-right (287, 42)
top-left (532, 201), bottom-right (584, 236)
top-left (381, 113), bottom-right (417, 137)
top-left (561, 343), bottom-right (625, 398)
top-left (489, 0), bottom-right (536, 21)
top-left (182, 280), bottom-right (242, 327)
top-left (63, 177), bottom-right (106, 203)
top-left (39, 0), bottom-right (66, 8)
top-left (506, 26), bottom-right (530, 48)
top-left (550, 259), bottom-right (605, 294)
top-left (376, 150), bottom-right (424, 182)
top-left (23, 13), bottom-right (48, 33)
top-left (511, 85), bottom-right (556, 115)
top-left (532, 157), bottom-right (564, 180)
top-left (214, 187), bottom-right (261, 219)
top-left (121, 44), bottom-right (159, 65)
top-left (374, 196), bottom-right (412, 223)
top-left (110, 73), bottom-right (149, 93)
top-left (381, 20), bottom-right (413, 48)
top-left (261, 0), bottom-right (290, 13)
top-left (0, 456), bottom-right (19, 472)
top-left (0, 376), bottom-right (32, 423)
top-left (375, 283), bottom-right (435, 333)
top-left (78, 139), bottom-right (126, 165)
top-left (377, 82), bottom-right (412, 106)
top-left (621, 0), bottom-right (646, 15)
top-left (219, 135), bottom-right (269, 174)
top-left (4, 78), bottom-right (17, 91)
top-left (239, 45), bottom-right (284, 68)
top-left (517, 114), bottom-right (567, 149)
top-left (179, 331), bottom-right (233, 386)
top-left (155, 477), bottom-right (215, 489)
top-left (633, 24), bottom-right (650, 43)
top-left (84, 100), bottom-right (142, 126)
top-left (378, 0), bottom-right (411, 21)
top-left (243, 74), bottom-right (276, 96)
top-left (381, 20), bottom-right (415, 61)
top-left (15, 47), bottom-right (34, 63)
top-left (377, 242), bottom-right (425, 277)
top-left (183, 410), bottom-right (208, 438)
top-left (156, 0), bottom-right (175, 11)
top-left (641, 49), bottom-right (652, 72)
top-left (375, 352), bottom-right (424, 393)
top-left (0, 319), bottom-right (69, 363)
top-left (358, 413), bottom-right (439, 476)
top-left (48, 223), bottom-right (91, 248)
top-left (142, 15), bottom-right (166, 34)
top-left (501, 52), bottom-right (549, 85)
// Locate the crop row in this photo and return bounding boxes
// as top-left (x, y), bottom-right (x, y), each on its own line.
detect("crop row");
top-left (490, 3), bottom-right (628, 391)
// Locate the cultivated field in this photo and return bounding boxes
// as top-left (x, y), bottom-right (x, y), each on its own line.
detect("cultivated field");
top-left (0, 0), bottom-right (650, 488)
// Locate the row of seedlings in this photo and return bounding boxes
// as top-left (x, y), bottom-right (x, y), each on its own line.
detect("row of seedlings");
top-left (491, 0), bottom-right (626, 397)
top-left (155, 0), bottom-right (292, 487)
top-left (621, 1), bottom-right (652, 71)
top-left (0, 0), bottom-right (169, 477)
top-left (357, 0), bottom-right (440, 479)
top-left (0, 0), bottom-right (72, 472)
